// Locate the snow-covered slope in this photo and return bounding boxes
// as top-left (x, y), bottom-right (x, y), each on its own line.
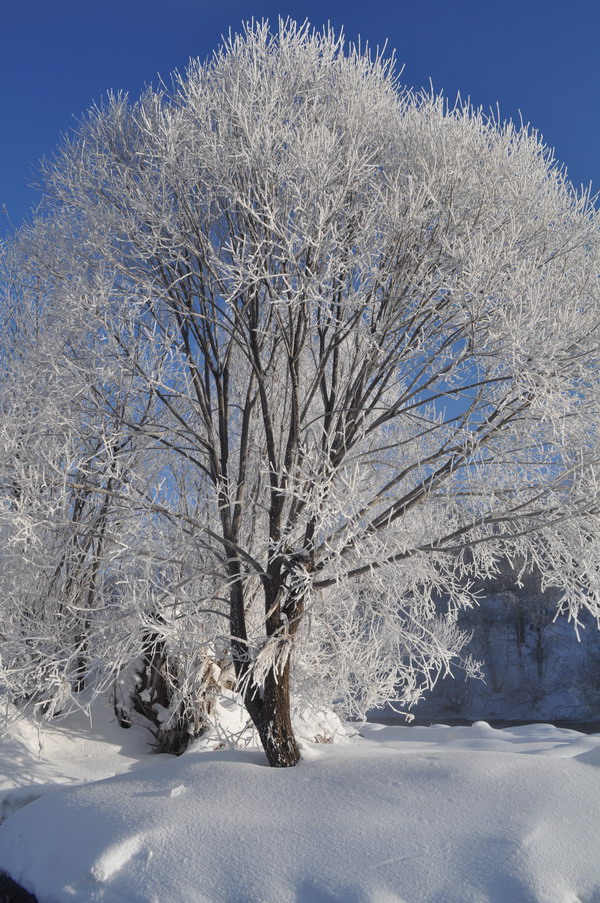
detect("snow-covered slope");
top-left (410, 596), bottom-right (600, 724)
top-left (0, 703), bottom-right (599, 903)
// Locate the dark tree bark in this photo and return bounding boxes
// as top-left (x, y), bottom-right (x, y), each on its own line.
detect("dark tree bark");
top-left (229, 555), bottom-right (306, 766)
top-left (244, 659), bottom-right (300, 767)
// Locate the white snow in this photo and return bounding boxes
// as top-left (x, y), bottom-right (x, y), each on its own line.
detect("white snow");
top-left (0, 702), bottom-right (599, 903)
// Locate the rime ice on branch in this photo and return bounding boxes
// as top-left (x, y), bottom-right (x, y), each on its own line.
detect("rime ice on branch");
top-left (1, 20), bottom-right (600, 765)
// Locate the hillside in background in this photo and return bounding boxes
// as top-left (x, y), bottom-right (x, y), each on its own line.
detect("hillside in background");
top-left (410, 562), bottom-right (600, 724)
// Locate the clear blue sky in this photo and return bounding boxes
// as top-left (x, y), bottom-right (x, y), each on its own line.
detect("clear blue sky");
top-left (2, 0), bottom-right (599, 238)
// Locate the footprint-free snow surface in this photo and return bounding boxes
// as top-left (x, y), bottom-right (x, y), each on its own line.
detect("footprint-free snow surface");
top-left (0, 704), bottom-right (599, 903)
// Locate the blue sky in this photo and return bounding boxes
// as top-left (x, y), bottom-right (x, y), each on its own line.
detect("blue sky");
top-left (2, 0), bottom-right (599, 238)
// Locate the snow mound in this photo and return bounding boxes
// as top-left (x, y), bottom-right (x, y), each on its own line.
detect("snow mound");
top-left (0, 716), bottom-right (599, 902)
top-left (188, 690), bottom-right (355, 752)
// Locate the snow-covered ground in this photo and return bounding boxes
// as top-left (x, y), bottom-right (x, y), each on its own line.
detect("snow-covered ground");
top-left (0, 699), bottom-right (599, 903)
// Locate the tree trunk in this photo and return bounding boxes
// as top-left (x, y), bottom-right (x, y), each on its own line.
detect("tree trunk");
top-left (228, 556), bottom-right (304, 767)
top-left (535, 632), bottom-right (545, 682)
top-left (244, 657), bottom-right (300, 767)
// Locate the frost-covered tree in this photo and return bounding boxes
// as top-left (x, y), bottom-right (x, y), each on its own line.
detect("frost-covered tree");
top-left (0, 240), bottom-right (234, 741)
top-left (2, 20), bottom-right (600, 765)
top-left (0, 254), bottom-right (136, 711)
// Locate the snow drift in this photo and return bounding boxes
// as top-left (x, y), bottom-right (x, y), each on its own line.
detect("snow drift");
top-left (0, 705), bottom-right (599, 902)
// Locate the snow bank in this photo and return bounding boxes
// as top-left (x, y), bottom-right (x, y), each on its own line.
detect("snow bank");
top-left (0, 697), bottom-right (155, 827)
top-left (0, 715), bottom-right (599, 902)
